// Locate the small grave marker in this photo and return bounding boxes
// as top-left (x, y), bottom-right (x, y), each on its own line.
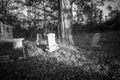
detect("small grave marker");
top-left (46, 33), bottom-right (59, 52)
top-left (91, 33), bottom-right (101, 47)
top-left (36, 34), bottom-right (42, 45)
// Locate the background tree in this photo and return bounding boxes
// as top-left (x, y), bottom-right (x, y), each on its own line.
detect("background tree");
top-left (1, 0), bottom-right (120, 39)
top-left (60, 0), bottom-right (74, 45)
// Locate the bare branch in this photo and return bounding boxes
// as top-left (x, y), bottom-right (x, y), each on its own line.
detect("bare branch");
top-left (71, 0), bottom-right (77, 5)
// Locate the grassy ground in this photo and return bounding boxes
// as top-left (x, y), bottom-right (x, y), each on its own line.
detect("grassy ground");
top-left (0, 31), bottom-right (120, 80)
top-left (73, 31), bottom-right (120, 50)
top-left (73, 31), bottom-right (120, 79)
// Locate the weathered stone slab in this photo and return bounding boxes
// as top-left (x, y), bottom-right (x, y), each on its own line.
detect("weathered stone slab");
top-left (23, 41), bottom-right (44, 57)
top-left (91, 33), bottom-right (101, 47)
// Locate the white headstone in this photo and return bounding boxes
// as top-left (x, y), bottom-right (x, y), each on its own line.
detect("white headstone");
top-left (36, 34), bottom-right (42, 45)
top-left (13, 38), bottom-right (24, 49)
top-left (46, 33), bottom-right (59, 52)
top-left (91, 33), bottom-right (101, 47)
top-left (47, 33), bottom-right (56, 47)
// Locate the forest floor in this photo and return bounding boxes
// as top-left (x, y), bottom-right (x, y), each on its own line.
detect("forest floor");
top-left (0, 31), bottom-right (120, 80)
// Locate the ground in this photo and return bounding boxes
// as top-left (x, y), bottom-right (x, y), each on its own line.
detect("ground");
top-left (0, 31), bottom-right (120, 80)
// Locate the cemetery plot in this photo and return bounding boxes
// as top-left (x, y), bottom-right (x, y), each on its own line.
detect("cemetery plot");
top-left (0, 22), bottom-right (14, 62)
top-left (0, 38), bottom-right (26, 62)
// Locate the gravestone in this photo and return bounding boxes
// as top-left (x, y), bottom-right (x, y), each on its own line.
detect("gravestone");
top-left (13, 38), bottom-right (24, 49)
top-left (13, 38), bottom-right (26, 60)
top-left (91, 33), bottom-right (101, 47)
top-left (36, 34), bottom-right (42, 45)
top-left (46, 33), bottom-right (59, 52)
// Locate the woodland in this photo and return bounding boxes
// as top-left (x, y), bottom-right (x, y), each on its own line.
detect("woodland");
top-left (0, 0), bottom-right (120, 80)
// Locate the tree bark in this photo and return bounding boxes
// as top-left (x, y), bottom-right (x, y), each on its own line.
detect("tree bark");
top-left (58, 0), bottom-right (62, 40)
top-left (60, 0), bottom-right (74, 45)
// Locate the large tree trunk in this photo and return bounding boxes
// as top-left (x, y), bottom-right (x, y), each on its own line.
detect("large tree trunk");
top-left (60, 0), bottom-right (74, 45)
